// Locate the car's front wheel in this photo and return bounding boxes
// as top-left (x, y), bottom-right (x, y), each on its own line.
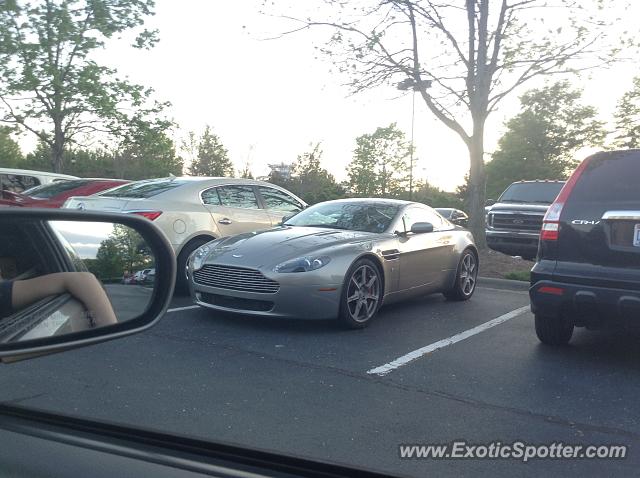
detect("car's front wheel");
top-left (338, 258), bottom-right (382, 329)
top-left (535, 313), bottom-right (573, 345)
top-left (443, 249), bottom-right (478, 301)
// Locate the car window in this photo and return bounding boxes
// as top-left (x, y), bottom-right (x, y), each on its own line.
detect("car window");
top-left (402, 206), bottom-right (446, 232)
top-left (498, 182), bottom-right (564, 204)
top-left (201, 187), bottom-right (221, 205)
top-left (568, 153), bottom-right (639, 204)
top-left (285, 201), bottom-right (400, 233)
top-left (1, 174), bottom-right (40, 193)
top-left (217, 185), bottom-right (259, 209)
top-left (22, 179), bottom-right (92, 198)
top-left (100, 179), bottom-right (187, 198)
top-left (257, 186), bottom-right (302, 213)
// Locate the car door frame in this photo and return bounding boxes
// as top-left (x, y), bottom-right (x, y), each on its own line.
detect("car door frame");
top-left (199, 183), bottom-right (273, 237)
top-left (253, 185), bottom-right (306, 226)
top-left (392, 205), bottom-right (455, 295)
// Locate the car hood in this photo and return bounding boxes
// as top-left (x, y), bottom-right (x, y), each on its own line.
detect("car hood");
top-left (202, 226), bottom-right (381, 267)
top-left (489, 202), bottom-right (550, 214)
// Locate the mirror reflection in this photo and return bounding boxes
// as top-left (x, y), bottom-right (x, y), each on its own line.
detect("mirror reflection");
top-left (0, 219), bottom-right (155, 343)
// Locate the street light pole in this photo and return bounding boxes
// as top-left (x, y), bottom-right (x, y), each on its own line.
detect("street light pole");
top-left (397, 78), bottom-right (432, 201)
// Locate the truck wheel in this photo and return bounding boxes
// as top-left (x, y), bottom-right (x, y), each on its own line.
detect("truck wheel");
top-left (535, 313), bottom-right (573, 345)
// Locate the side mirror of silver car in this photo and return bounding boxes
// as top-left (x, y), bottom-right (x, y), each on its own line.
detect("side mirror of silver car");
top-left (410, 222), bottom-right (434, 234)
top-left (0, 209), bottom-right (176, 362)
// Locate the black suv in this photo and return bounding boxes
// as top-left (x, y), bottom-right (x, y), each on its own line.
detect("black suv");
top-left (486, 180), bottom-right (565, 260)
top-left (530, 150), bottom-right (640, 345)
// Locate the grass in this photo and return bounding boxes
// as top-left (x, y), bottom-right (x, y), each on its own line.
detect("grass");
top-left (503, 270), bottom-right (531, 282)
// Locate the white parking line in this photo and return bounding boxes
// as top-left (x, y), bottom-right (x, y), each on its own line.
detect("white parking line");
top-left (167, 305), bottom-right (200, 313)
top-left (367, 305), bottom-right (530, 376)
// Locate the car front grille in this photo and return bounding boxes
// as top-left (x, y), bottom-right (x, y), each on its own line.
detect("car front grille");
top-left (490, 213), bottom-right (543, 231)
top-left (193, 264), bottom-right (280, 294)
top-left (199, 292), bottom-right (274, 312)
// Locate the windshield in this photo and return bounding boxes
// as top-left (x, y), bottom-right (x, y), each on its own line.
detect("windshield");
top-left (498, 182), bottom-right (564, 204)
top-left (99, 179), bottom-right (187, 199)
top-left (284, 201), bottom-right (401, 233)
top-left (22, 179), bottom-right (92, 199)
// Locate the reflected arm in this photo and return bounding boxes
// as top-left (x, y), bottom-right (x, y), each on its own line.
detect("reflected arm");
top-left (12, 273), bottom-right (117, 327)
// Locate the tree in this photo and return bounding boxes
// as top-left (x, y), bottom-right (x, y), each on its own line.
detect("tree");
top-left (412, 181), bottom-right (464, 209)
top-left (0, 126), bottom-right (24, 168)
top-left (486, 81), bottom-right (606, 199)
top-left (92, 224), bottom-right (153, 281)
top-left (271, 0), bottom-right (634, 246)
top-left (614, 76), bottom-right (640, 149)
top-left (0, 0), bottom-right (169, 173)
top-left (114, 124), bottom-right (183, 179)
top-left (189, 126), bottom-right (234, 177)
top-left (348, 123), bottom-right (410, 197)
top-left (290, 143), bottom-right (344, 204)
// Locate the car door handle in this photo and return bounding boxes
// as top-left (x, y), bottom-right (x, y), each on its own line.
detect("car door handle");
top-left (218, 218), bottom-right (232, 225)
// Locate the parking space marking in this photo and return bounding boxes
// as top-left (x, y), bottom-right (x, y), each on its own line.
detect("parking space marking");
top-left (167, 305), bottom-right (200, 313)
top-left (367, 305), bottom-right (530, 376)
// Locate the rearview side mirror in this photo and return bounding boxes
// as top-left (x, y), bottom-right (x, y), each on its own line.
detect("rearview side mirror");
top-left (485, 199), bottom-right (496, 207)
top-left (0, 209), bottom-right (176, 362)
top-left (410, 222), bottom-right (434, 234)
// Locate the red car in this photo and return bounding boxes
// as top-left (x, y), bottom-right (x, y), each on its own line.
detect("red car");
top-left (0, 178), bottom-right (129, 208)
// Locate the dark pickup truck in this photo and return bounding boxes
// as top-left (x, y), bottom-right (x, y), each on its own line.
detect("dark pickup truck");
top-left (485, 180), bottom-right (565, 260)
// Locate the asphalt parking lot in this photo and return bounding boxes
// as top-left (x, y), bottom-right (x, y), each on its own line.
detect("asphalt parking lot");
top-left (1, 282), bottom-right (639, 477)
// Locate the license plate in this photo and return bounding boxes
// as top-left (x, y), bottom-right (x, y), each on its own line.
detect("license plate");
top-left (634, 224), bottom-right (640, 247)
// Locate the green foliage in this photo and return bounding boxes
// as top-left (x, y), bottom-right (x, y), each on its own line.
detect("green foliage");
top-left (504, 270), bottom-right (531, 282)
top-left (410, 181), bottom-right (464, 209)
top-left (188, 126), bottom-right (233, 177)
top-left (22, 130), bottom-right (183, 180)
top-left (268, 144), bottom-right (344, 204)
top-left (0, 127), bottom-right (24, 168)
top-left (348, 124), bottom-right (410, 197)
top-left (614, 76), bottom-right (640, 149)
top-left (0, 0), bottom-right (168, 172)
top-left (91, 224), bottom-right (154, 281)
top-left (486, 81), bottom-right (606, 199)
top-left (114, 124), bottom-right (183, 179)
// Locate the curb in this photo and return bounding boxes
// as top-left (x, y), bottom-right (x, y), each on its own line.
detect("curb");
top-left (477, 276), bottom-right (530, 291)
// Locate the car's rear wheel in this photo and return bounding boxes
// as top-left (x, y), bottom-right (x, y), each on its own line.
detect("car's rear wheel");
top-left (338, 258), bottom-right (382, 329)
top-left (175, 238), bottom-right (211, 295)
top-left (443, 249), bottom-right (478, 301)
top-left (535, 313), bottom-right (573, 345)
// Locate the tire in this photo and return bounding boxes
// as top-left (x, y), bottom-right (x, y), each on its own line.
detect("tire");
top-left (535, 313), bottom-right (573, 346)
top-left (338, 258), bottom-right (382, 329)
top-left (443, 249), bottom-right (478, 301)
top-left (175, 238), bottom-right (211, 295)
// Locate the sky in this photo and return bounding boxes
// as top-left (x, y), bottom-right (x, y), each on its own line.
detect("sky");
top-left (16, 0), bottom-right (640, 192)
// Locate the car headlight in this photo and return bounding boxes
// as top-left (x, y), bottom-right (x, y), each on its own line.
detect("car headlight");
top-left (191, 244), bottom-right (211, 271)
top-left (274, 256), bottom-right (331, 273)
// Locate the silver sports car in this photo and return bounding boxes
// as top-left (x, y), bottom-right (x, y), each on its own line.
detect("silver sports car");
top-left (188, 198), bottom-right (478, 328)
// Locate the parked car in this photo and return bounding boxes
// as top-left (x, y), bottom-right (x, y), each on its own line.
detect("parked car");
top-left (435, 207), bottom-right (469, 227)
top-left (188, 198), bottom-right (478, 328)
top-left (0, 168), bottom-right (77, 194)
top-left (63, 176), bottom-right (307, 291)
top-left (131, 268), bottom-right (153, 284)
top-left (485, 180), bottom-right (565, 260)
top-left (530, 150), bottom-right (640, 345)
top-left (0, 178), bottom-right (129, 208)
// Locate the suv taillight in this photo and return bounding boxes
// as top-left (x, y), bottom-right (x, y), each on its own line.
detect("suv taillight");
top-left (540, 157), bottom-right (592, 242)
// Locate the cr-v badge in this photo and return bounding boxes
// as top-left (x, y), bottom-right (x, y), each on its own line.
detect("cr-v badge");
top-left (571, 219), bottom-right (600, 225)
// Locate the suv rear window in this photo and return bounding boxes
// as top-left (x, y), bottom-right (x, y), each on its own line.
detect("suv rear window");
top-left (568, 152), bottom-right (639, 203)
top-left (499, 182), bottom-right (564, 204)
top-left (100, 179), bottom-right (187, 198)
top-left (23, 179), bottom-right (92, 198)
